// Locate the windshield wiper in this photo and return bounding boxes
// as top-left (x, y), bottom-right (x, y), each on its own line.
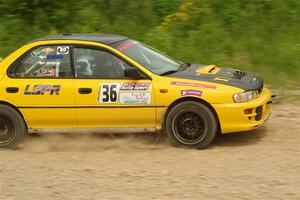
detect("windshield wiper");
top-left (160, 70), bottom-right (178, 76)
top-left (160, 63), bottom-right (191, 76)
top-left (178, 63), bottom-right (191, 71)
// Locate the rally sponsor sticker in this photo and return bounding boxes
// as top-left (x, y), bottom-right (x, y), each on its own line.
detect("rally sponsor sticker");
top-left (117, 40), bottom-right (138, 52)
top-left (181, 90), bottom-right (202, 97)
top-left (41, 47), bottom-right (55, 54)
top-left (120, 82), bottom-right (150, 90)
top-left (171, 81), bottom-right (216, 89)
top-left (46, 54), bottom-right (64, 60)
top-left (57, 46), bottom-right (69, 54)
top-left (119, 92), bottom-right (151, 104)
top-left (45, 61), bottom-right (61, 66)
top-left (31, 50), bottom-right (42, 57)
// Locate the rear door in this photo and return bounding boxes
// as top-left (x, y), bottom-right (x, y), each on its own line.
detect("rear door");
top-left (3, 45), bottom-right (76, 128)
top-left (73, 46), bottom-right (156, 129)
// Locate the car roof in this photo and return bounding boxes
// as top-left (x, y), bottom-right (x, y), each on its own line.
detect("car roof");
top-left (29, 33), bottom-right (128, 46)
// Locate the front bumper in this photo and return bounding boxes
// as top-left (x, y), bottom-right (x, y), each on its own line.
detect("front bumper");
top-left (212, 88), bottom-right (273, 134)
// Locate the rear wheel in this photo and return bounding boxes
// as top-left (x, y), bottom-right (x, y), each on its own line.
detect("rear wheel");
top-left (0, 105), bottom-right (27, 149)
top-left (165, 101), bottom-right (217, 149)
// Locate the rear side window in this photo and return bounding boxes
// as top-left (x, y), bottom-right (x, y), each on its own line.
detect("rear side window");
top-left (9, 46), bottom-right (72, 78)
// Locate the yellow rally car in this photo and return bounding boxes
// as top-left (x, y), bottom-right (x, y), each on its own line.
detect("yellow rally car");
top-left (0, 34), bottom-right (274, 149)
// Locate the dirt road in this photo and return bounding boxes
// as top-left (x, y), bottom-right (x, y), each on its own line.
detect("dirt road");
top-left (0, 103), bottom-right (299, 200)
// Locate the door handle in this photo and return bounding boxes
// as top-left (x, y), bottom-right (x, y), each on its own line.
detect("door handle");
top-left (78, 88), bottom-right (92, 94)
top-left (6, 87), bottom-right (19, 93)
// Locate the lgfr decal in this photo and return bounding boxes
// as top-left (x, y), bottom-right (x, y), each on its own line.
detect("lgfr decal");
top-left (57, 46), bottom-right (69, 55)
top-left (171, 81), bottom-right (216, 89)
top-left (119, 92), bottom-right (151, 104)
top-left (24, 85), bottom-right (61, 95)
top-left (120, 82), bottom-right (150, 90)
top-left (181, 90), bottom-right (202, 97)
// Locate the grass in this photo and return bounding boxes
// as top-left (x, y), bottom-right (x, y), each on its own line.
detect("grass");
top-left (0, 0), bottom-right (299, 87)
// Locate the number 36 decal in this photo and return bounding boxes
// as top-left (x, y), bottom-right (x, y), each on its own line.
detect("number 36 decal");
top-left (99, 83), bottom-right (120, 103)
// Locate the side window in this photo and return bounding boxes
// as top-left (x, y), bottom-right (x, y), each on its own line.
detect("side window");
top-left (9, 46), bottom-right (72, 78)
top-left (74, 47), bottom-right (131, 79)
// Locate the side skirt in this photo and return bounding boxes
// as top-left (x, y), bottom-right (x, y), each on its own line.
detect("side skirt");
top-left (28, 127), bottom-right (157, 134)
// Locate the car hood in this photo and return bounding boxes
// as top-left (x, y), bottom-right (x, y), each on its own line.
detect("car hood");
top-left (167, 64), bottom-right (264, 92)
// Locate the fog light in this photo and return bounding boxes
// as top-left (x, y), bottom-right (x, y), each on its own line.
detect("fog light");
top-left (244, 108), bottom-right (253, 115)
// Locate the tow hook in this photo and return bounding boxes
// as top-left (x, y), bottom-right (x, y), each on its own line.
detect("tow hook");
top-left (267, 95), bottom-right (277, 104)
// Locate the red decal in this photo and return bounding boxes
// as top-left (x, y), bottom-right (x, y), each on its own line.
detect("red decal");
top-left (121, 82), bottom-right (150, 90)
top-left (171, 81), bottom-right (216, 89)
top-left (117, 40), bottom-right (137, 52)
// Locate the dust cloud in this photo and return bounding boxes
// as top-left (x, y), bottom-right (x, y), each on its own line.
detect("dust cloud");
top-left (0, 104), bottom-right (299, 200)
top-left (20, 132), bottom-right (170, 153)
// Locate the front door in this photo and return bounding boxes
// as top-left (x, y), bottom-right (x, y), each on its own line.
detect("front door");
top-left (3, 45), bottom-right (76, 128)
top-left (73, 46), bottom-right (156, 129)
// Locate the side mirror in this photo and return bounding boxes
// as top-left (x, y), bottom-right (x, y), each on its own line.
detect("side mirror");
top-left (124, 68), bottom-right (145, 79)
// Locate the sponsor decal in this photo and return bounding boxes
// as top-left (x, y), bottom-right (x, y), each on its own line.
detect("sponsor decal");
top-left (120, 92), bottom-right (151, 104)
top-left (31, 50), bottom-right (42, 57)
top-left (117, 40), bottom-right (138, 52)
top-left (99, 83), bottom-right (151, 104)
top-left (45, 61), bottom-right (60, 66)
top-left (57, 46), bottom-right (69, 54)
top-left (24, 85), bottom-right (61, 95)
top-left (41, 47), bottom-right (55, 54)
top-left (38, 67), bottom-right (56, 76)
top-left (171, 81), bottom-right (216, 89)
top-left (181, 90), bottom-right (202, 97)
top-left (46, 54), bottom-right (64, 60)
top-left (120, 82), bottom-right (150, 90)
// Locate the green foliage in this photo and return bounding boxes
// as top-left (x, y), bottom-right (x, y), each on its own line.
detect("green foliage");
top-left (0, 0), bottom-right (299, 85)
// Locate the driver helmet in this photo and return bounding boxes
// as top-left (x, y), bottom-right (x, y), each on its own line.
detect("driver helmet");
top-left (75, 55), bottom-right (95, 77)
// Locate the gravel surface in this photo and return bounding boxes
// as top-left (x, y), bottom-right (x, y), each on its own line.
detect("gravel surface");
top-left (0, 104), bottom-right (299, 200)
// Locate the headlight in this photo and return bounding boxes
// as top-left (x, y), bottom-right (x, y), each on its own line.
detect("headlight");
top-left (233, 91), bottom-right (258, 103)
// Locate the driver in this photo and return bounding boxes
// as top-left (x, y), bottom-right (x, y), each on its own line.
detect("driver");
top-left (75, 55), bottom-right (94, 78)
top-left (75, 52), bottom-right (125, 78)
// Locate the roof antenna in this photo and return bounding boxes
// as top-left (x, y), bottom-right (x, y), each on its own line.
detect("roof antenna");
top-left (62, 33), bottom-right (72, 36)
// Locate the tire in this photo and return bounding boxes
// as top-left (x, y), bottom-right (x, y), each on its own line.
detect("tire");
top-left (0, 105), bottom-right (27, 149)
top-left (165, 101), bottom-right (217, 149)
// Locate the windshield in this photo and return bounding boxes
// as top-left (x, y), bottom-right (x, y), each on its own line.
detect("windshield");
top-left (115, 40), bottom-right (182, 75)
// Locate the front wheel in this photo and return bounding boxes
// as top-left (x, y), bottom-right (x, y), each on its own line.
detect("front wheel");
top-left (165, 101), bottom-right (217, 149)
top-left (0, 105), bottom-right (27, 149)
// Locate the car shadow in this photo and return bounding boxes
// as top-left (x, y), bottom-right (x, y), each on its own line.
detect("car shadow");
top-left (210, 125), bottom-right (269, 148)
